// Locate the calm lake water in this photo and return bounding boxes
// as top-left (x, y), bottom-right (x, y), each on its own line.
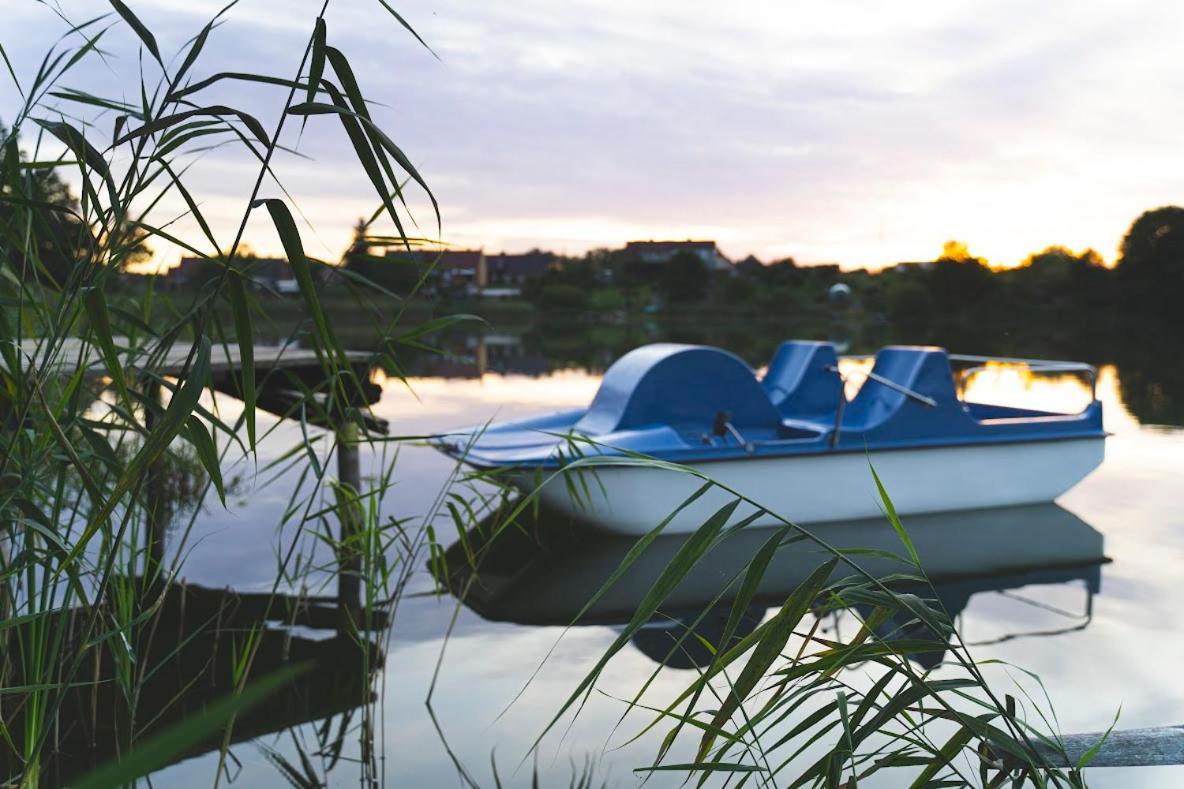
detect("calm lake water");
top-left (149, 332), bottom-right (1184, 787)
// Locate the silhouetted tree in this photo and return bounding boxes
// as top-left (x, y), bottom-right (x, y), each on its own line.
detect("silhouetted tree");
top-left (1, 122), bottom-right (150, 285)
top-left (1014, 246), bottom-right (1107, 300)
top-left (1116, 206), bottom-right (1184, 316)
top-left (928, 241), bottom-right (995, 309)
top-left (536, 283), bottom-right (588, 311)
top-left (659, 251), bottom-right (710, 302)
top-left (887, 280), bottom-right (934, 329)
top-left (760, 257), bottom-right (799, 287)
top-left (1, 122), bottom-right (89, 287)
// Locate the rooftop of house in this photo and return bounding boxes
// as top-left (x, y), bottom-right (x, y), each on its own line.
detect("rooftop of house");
top-left (623, 240), bottom-right (720, 254)
top-left (384, 249), bottom-right (483, 271)
top-left (486, 251), bottom-right (555, 275)
top-left (173, 256), bottom-right (291, 279)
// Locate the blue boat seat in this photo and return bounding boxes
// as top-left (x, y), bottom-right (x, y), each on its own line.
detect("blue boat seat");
top-left (761, 341), bottom-right (842, 423)
top-left (839, 346), bottom-right (964, 441)
top-left (575, 344), bottom-right (782, 437)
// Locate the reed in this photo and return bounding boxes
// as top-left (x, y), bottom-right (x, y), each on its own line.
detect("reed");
top-left (1, 3), bottom-right (1099, 787)
top-left (442, 451), bottom-right (1105, 787)
top-left (0, 1), bottom-right (452, 784)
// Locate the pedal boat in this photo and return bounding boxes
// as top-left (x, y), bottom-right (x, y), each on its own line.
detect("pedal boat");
top-left (432, 342), bottom-right (1106, 536)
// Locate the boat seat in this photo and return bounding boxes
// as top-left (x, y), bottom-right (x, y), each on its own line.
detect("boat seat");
top-left (575, 344), bottom-right (781, 437)
top-left (761, 340), bottom-right (842, 422)
top-left (839, 346), bottom-right (961, 438)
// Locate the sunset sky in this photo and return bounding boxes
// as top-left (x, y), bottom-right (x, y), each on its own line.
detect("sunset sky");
top-left (4, 0), bottom-right (1184, 270)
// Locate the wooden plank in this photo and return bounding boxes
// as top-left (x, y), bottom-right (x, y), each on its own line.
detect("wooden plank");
top-left (11, 337), bottom-right (385, 427)
top-left (10, 336), bottom-right (371, 376)
top-left (1035, 724), bottom-right (1184, 768)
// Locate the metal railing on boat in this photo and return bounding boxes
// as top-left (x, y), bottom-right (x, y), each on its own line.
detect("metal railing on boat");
top-left (820, 353), bottom-right (1100, 447)
top-left (945, 354), bottom-right (1099, 401)
top-left (836, 353), bottom-right (1099, 401)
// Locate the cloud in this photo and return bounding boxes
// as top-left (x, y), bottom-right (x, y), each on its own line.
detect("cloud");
top-left (4, 0), bottom-right (1184, 268)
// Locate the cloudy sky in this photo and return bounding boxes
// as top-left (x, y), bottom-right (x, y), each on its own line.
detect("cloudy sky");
top-left (4, 0), bottom-right (1184, 269)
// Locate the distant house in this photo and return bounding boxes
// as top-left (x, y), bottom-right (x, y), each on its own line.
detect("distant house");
top-left (169, 256), bottom-right (297, 293)
top-left (485, 250), bottom-right (557, 286)
top-left (735, 254), bottom-right (764, 275)
top-left (884, 261), bottom-right (936, 274)
top-left (432, 249), bottom-right (486, 290)
top-left (623, 240), bottom-right (732, 272)
top-left (245, 257), bottom-right (299, 294)
top-left (807, 264), bottom-right (842, 277)
top-left (168, 256), bottom-right (210, 290)
top-left (384, 248), bottom-right (486, 294)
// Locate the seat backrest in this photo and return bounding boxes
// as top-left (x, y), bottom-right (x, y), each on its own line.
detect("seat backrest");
top-left (761, 341), bottom-right (841, 421)
top-left (575, 344), bottom-right (781, 435)
top-left (841, 346), bottom-right (959, 432)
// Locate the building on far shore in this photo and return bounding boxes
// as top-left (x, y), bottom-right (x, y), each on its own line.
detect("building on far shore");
top-left (381, 248), bottom-right (487, 295)
top-left (485, 251), bottom-right (557, 287)
top-left (882, 261), bottom-right (937, 275)
top-left (246, 257), bottom-right (300, 294)
top-left (480, 250), bottom-right (560, 298)
top-left (734, 254), bottom-right (764, 275)
top-left (622, 240), bottom-right (733, 272)
top-left (169, 256), bottom-right (298, 293)
top-left (431, 249), bottom-right (486, 291)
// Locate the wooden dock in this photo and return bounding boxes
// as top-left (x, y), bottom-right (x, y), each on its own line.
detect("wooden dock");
top-left (9, 335), bottom-right (386, 604)
top-left (11, 335), bottom-right (387, 430)
top-left (11, 336), bottom-right (371, 375)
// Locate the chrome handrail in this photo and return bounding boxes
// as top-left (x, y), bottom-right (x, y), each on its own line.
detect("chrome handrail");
top-left (949, 355), bottom-right (1098, 401)
top-left (863, 371), bottom-right (939, 408)
top-left (823, 353), bottom-right (1098, 445)
top-left (837, 353), bottom-right (1099, 401)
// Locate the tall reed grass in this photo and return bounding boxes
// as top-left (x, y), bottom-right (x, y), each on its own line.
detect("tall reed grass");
top-left (1, 2), bottom-right (1098, 786)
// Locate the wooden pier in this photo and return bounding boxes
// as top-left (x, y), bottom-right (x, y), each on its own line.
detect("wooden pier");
top-left (12, 335), bottom-right (387, 605)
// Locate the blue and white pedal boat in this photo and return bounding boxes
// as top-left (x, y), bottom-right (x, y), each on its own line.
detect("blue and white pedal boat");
top-left (433, 342), bottom-right (1106, 536)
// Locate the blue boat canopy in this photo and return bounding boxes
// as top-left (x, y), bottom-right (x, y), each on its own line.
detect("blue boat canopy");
top-left (574, 344), bottom-right (781, 436)
top-left (434, 341), bottom-right (1104, 469)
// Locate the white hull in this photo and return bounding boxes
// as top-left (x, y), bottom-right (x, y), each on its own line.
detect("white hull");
top-left (520, 438), bottom-right (1105, 536)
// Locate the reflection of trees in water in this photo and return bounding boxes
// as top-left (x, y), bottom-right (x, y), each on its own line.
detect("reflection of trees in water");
top-left (389, 313), bottom-right (1184, 427)
top-left (521, 316), bottom-right (841, 373)
top-left (1106, 345), bottom-right (1184, 427)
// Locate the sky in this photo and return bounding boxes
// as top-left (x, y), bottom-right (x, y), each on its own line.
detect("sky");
top-left (4, 0), bottom-right (1184, 270)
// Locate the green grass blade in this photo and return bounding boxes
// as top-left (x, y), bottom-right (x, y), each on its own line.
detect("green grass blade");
top-left (65, 336), bottom-right (213, 564)
top-left (82, 286), bottom-right (129, 406)
top-left (699, 557), bottom-right (838, 760)
top-left (870, 462), bottom-right (919, 566)
top-left (108, 0), bottom-right (163, 64)
top-left (226, 269), bottom-right (256, 449)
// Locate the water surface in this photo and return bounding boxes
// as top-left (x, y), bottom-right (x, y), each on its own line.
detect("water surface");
top-left (148, 338), bottom-right (1184, 787)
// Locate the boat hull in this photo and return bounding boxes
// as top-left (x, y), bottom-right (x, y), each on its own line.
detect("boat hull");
top-left (517, 437), bottom-right (1106, 536)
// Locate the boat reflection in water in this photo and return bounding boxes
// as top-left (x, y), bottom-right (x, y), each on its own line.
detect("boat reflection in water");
top-left (437, 503), bottom-right (1107, 669)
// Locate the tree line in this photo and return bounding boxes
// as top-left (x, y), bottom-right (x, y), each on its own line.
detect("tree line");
top-left (515, 207), bottom-right (1184, 333)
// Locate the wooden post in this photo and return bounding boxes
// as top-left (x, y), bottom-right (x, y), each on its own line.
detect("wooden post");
top-left (336, 419), bottom-right (362, 609)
